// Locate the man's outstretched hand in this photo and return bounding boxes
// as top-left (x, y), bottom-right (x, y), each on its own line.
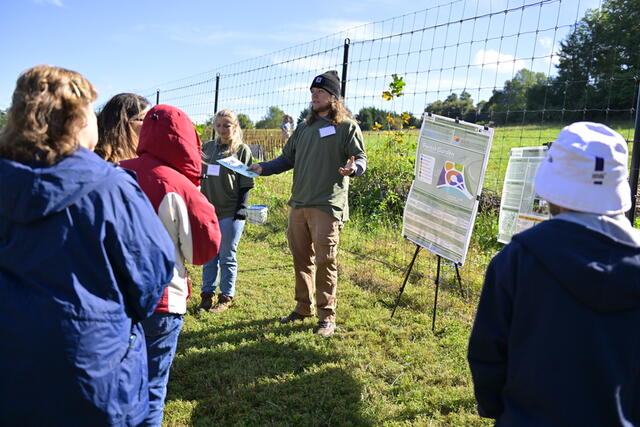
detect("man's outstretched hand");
top-left (339, 156), bottom-right (356, 176)
top-left (247, 164), bottom-right (263, 175)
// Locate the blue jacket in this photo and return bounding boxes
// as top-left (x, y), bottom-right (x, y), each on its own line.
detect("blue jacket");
top-left (468, 218), bottom-right (640, 426)
top-left (0, 148), bottom-right (176, 426)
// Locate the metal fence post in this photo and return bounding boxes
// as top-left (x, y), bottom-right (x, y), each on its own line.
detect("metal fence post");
top-left (626, 83), bottom-right (640, 225)
top-left (155, 89), bottom-right (160, 105)
top-left (341, 38), bottom-right (350, 99)
top-left (214, 73), bottom-right (220, 114)
top-left (211, 73), bottom-right (221, 140)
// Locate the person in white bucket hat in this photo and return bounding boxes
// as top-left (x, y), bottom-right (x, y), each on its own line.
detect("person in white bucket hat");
top-left (535, 121), bottom-right (631, 215)
top-left (468, 122), bottom-right (640, 426)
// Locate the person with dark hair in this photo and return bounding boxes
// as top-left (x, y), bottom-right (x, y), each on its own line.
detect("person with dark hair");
top-left (248, 70), bottom-right (367, 338)
top-left (0, 65), bottom-right (175, 425)
top-left (468, 122), bottom-right (640, 425)
top-left (281, 114), bottom-right (293, 142)
top-left (120, 104), bottom-right (221, 426)
top-left (95, 92), bottom-right (150, 163)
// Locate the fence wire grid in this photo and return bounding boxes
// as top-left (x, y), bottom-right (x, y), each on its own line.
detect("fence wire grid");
top-left (134, 0), bottom-right (639, 305)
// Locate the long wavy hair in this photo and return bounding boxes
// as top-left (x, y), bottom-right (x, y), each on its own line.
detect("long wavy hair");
top-left (0, 65), bottom-right (97, 165)
top-left (305, 96), bottom-right (355, 126)
top-left (213, 109), bottom-right (243, 156)
top-left (95, 93), bottom-right (149, 163)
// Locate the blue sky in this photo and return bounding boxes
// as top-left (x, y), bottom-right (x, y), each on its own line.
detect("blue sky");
top-left (1, 0), bottom-right (600, 119)
top-left (0, 0), bottom-right (445, 109)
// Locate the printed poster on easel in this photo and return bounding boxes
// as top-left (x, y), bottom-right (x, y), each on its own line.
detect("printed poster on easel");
top-left (402, 113), bottom-right (493, 265)
top-left (497, 146), bottom-right (550, 244)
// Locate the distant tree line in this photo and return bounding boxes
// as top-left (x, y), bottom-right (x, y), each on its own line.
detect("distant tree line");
top-left (355, 108), bottom-right (420, 131)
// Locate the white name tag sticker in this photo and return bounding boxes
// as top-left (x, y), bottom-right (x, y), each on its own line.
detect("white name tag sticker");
top-left (207, 164), bottom-right (220, 176)
top-left (319, 126), bottom-right (336, 138)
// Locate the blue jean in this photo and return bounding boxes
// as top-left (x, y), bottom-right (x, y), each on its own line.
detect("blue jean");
top-left (140, 313), bottom-right (184, 427)
top-left (201, 216), bottom-right (245, 297)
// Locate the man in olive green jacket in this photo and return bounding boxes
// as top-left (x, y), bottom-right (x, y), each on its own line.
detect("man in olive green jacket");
top-left (249, 70), bottom-right (367, 337)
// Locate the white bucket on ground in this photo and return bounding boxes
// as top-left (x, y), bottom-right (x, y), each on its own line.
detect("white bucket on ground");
top-left (246, 205), bottom-right (268, 225)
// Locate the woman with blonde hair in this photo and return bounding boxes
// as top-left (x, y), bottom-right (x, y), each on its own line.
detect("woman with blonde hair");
top-left (198, 109), bottom-right (255, 313)
top-left (95, 92), bottom-right (150, 163)
top-left (0, 65), bottom-right (175, 425)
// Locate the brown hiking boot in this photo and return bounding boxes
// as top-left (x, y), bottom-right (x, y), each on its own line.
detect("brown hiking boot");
top-left (197, 292), bottom-right (214, 311)
top-left (280, 311), bottom-right (312, 324)
top-left (315, 321), bottom-right (336, 338)
top-left (209, 294), bottom-right (233, 314)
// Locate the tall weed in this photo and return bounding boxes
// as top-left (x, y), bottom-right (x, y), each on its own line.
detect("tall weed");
top-left (350, 131), bottom-right (416, 227)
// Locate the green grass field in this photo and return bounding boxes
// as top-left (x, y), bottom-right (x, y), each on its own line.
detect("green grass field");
top-left (164, 173), bottom-right (490, 426)
top-left (163, 122), bottom-right (635, 425)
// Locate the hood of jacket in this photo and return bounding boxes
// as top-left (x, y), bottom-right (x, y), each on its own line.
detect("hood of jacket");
top-left (513, 218), bottom-right (640, 313)
top-left (0, 148), bottom-right (115, 224)
top-left (136, 104), bottom-right (202, 186)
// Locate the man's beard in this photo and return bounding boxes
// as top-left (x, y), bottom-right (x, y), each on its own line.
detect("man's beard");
top-left (312, 103), bottom-right (332, 114)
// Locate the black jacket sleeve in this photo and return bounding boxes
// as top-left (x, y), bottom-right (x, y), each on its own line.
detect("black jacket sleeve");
top-left (234, 186), bottom-right (251, 220)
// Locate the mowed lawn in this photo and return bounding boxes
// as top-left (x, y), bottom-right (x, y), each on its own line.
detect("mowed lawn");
top-left (163, 173), bottom-right (489, 426)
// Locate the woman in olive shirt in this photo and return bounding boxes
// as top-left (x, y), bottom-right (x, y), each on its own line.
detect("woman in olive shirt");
top-left (199, 109), bottom-right (254, 313)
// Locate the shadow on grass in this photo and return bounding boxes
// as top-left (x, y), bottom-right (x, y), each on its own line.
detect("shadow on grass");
top-left (246, 221), bottom-right (283, 238)
top-left (168, 318), bottom-right (373, 426)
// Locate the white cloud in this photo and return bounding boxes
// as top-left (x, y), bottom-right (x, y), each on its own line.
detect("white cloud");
top-left (538, 37), bottom-right (554, 50)
top-left (536, 38), bottom-right (561, 69)
top-left (544, 53), bottom-right (561, 68)
top-left (473, 49), bottom-right (525, 74)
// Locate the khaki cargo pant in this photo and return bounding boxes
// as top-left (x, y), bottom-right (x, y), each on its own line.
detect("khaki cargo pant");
top-left (287, 207), bottom-right (342, 322)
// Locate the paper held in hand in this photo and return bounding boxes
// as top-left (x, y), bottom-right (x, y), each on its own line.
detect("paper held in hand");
top-left (217, 156), bottom-right (259, 178)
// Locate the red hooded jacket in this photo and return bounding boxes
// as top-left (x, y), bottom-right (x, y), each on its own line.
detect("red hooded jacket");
top-left (121, 105), bottom-right (221, 314)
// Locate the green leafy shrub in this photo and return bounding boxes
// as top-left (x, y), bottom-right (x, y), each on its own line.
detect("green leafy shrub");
top-left (350, 75), bottom-right (419, 227)
top-left (350, 131), bottom-right (416, 227)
